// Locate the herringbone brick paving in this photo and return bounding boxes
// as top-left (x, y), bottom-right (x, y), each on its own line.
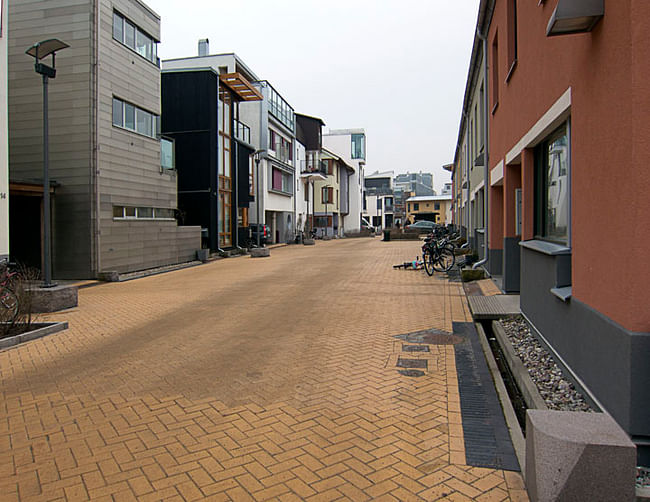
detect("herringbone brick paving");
top-left (0, 239), bottom-right (527, 501)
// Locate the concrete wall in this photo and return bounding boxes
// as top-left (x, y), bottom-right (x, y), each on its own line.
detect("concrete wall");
top-left (0, 0), bottom-right (8, 259)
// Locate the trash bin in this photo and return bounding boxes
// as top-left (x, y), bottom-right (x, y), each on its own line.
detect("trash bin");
top-left (383, 229), bottom-right (391, 241)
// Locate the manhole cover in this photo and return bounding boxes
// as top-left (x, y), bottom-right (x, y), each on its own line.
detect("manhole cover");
top-left (394, 329), bottom-right (463, 345)
top-left (398, 369), bottom-right (425, 377)
top-left (397, 358), bottom-right (428, 369)
top-left (402, 344), bottom-right (430, 353)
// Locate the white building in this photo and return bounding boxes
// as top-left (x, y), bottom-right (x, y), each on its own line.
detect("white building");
top-left (322, 129), bottom-right (366, 233)
top-left (364, 170), bottom-right (394, 229)
top-left (0, 0), bottom-right (8, 260)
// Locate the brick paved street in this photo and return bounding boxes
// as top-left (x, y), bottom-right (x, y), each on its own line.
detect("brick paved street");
top-left (0, 238), bottom-right (527, 501)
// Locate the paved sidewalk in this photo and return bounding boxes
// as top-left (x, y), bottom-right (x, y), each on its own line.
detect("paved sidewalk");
top-left (0, 238), bottom-right (527, 501)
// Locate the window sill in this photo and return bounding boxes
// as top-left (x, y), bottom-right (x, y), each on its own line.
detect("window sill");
top-left (519, 239), bottom-right (570, 256)
top-left (491, 101), bottom-right (499, 115)
top-left (505, 59), bottom-right (518, 83)
top-left (550, 286), bottom-right (572, 302)
top-left (113, 124), bottom-right (158, 141)
top-left (113, 37), bottom-right (159, 67)
top-left (269, 189), bottom-right (292, 197)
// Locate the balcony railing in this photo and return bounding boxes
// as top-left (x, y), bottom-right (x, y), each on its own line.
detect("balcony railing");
top-left (234, 120), bottom-right (250, 144)
top-left (300, 159), bottom-right (327, 175)
top-left (270, 140), bottom-right (292, 164)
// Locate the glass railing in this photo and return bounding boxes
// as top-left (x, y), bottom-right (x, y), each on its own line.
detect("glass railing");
top-left (300, 159), bottom-right (327, 175)
top-left (234, 120), bottom-right (251, 144)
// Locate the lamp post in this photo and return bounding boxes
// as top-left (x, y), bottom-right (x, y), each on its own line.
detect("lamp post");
top-left (253, 150), bottom-right (266, 247)
top-left (26, 39), bottom-right (69, 288)
top-left (322, 184), bottom-right (331, 237)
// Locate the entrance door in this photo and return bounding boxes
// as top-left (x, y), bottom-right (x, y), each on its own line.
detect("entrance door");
top-left (9, 195), bottom-right (42, 270)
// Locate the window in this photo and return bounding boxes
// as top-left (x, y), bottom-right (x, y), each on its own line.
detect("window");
top-left (271, 167), bottom-right (292, 195)
top-left (322, 186), bottom-right (333, 204)
top-left (491, 32), bottom-right (499, 112)
top-left (113, 11), bottom-right (158, 65)
top-left (414, 203), bottom-right (419, 211)
top-left (161, 137), bottom-right (175, 170)
top-left (351, 134), bottom-right (365, 159)
top-left (112, 97), bottom-right (158, 139)
top-left (535, 123), bottom-right (569, 243)
top-left (507, 0), bottom-right (518, 78)
top-left (268, 85), bottom-right (295, 131)
top-left (113, 206), bottom-right (175, 220)
top-left (434, 203), bottom-right (440, 210)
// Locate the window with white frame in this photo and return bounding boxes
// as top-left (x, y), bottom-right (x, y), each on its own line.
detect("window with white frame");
top-left (113, 11), bottom-right (158, 65)
top-left (113, 97), bottom-right (159, 139)
top-left (113, 206), bottom-right (175, 220)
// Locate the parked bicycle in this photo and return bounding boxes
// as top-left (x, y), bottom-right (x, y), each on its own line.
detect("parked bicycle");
top-left (0, 260), bottom-right (19, 321)
top-left (421, 229), bottom-right (456, 275)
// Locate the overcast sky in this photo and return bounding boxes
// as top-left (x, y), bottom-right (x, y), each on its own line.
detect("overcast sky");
top-left (145, 1), bottom-right (479, 192)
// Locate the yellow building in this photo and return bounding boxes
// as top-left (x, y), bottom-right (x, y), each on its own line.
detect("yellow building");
top-left (406, 195), bottom-right (453, 225)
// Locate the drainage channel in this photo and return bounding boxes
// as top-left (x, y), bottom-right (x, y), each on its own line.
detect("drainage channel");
top-left (479, 320), bottom-right (528, 434)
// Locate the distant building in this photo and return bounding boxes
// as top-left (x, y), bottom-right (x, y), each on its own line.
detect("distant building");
top-left (405, 195), bottom-right (452, 225)
top-left (364, 171), bottom-right (394, 229)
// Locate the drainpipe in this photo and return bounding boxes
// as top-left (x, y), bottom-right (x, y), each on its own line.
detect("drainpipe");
top-left (473, 30), bottom-right (490, 272)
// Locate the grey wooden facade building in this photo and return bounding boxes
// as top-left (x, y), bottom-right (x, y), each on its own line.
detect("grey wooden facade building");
top-left (8, 0), bottom-right (200, 279)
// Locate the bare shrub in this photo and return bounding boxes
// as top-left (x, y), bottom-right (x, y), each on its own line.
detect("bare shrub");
top-left (0, 262), bottom-right (40, 339)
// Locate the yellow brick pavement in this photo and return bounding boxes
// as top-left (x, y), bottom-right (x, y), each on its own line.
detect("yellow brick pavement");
top-left (0, 239), bottom-right (527, 501)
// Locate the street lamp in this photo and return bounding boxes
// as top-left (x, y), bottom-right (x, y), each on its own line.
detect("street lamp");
top-left (253, 149), bottom-right (266, 247)
top-left (26, 39), bottom-right (69, 288)
top-left (322, 184), bottom-right (331, 237)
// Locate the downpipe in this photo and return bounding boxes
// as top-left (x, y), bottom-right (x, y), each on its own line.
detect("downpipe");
top-left (473, 30), bottom-right (490, 273)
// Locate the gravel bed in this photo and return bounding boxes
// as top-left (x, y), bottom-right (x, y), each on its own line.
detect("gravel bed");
top-left (499, 315), bottom-right (592, 412)
top-left (638, 466), bottom-right (650, 489)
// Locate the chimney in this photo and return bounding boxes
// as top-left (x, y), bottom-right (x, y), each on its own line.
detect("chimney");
top-left (198, 38), bottom-right (209, 57)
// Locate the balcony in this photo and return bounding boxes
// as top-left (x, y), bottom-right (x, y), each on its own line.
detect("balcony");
top-left (234, 120), bottom-right (251, 144)
top-left (300, 159), bottom-right (327, 179)
top-left (269, 140), bottom-right (292, 165)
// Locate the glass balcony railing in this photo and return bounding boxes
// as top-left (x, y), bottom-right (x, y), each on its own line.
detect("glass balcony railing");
top-left (300, 159), bottom-right (327, 175)
top-left (234, 120), bottom-right (251, 144)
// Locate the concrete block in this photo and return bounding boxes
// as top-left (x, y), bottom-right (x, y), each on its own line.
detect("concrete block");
top-left (28, 284), bottom-right (79, 313)
top-left (250, 248), bottom-right (270, 258)
top-left (303, 239), bottom-right (315, 246)
top-left (526, 410), bottom-right (636, 502)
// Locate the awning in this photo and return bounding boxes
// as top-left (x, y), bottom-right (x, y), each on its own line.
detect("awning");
top-left (219, 73), bottom-right (263, 102)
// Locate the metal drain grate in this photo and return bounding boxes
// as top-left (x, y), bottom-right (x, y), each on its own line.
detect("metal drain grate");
top-left (395, 330), bottom-right (463, 345)
top-left (397, 358), bottom-right (428, 369)
top-left (398, 369), bottom-right (425, 377)
top-left (402, 344), bottom-right (430, 353)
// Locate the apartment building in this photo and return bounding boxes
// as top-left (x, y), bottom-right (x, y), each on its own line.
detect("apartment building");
top-left (0, 0), bottom-right (7, 261)
top-left (8, 0), bottom-right (200, 278)
top-left (322, 129), bottom-right (366, 233)
top-left (295, 113), bottom-right (326, 236)
top-left (161, 50), bottom-right (260, 251)
top-left (405, 195), bottom-right (452, 225)
top-left (364, 171), bottom-right (394, 229)
top-left (454, 0), bottom-right (650, 462)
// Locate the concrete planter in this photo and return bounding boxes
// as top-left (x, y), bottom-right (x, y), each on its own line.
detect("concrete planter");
top-left (250, 247), bottom-right (270, 258)
top-left (0, 322), bottom-right (69, 350)
top-left (196, 249), bottom-right (209, 262)
top-left (461, 267), bottom-right (485, 282)
top-left (303, 239), bottom-right (315, 245)
top-left (28, 284), bottom-right (78, 312)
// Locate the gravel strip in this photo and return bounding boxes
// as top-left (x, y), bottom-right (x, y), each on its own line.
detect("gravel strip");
top-left (499, 315), bottom-right (593, 412)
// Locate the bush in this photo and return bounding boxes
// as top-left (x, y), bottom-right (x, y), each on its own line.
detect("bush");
top-left (0, 263), bottom-right (40, 339)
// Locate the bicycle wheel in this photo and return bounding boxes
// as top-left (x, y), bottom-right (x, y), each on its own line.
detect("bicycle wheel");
top-left (423, 250), bottom-right (435, 276)
top-left (433, 247), bottom-right (455, 272)
top-left (0, 288), bottom-right (18, 320)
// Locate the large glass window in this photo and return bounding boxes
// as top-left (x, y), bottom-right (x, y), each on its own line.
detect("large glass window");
top-left (113, 11), bottom-right (158, 65)
top-left (351, 133), bottom-right (365, 159)
top-left (161, 137), bottom-right (175, 170)
top-left (112, 98), bottom-right (158, 139)
top-left (535, 123), bottom-right (569, 243)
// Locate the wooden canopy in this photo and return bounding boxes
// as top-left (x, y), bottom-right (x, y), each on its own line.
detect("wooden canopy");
top-left (219, 73), bottom-right (262, 102)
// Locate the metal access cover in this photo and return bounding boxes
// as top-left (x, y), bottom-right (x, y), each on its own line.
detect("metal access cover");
top-left (398, 369), bottom-right (425, 377)
top-left (402, 344), bottom-right (430, 353)
top-left (394, 329), bottom-right (463, 345)
top-left (397, 358), bottom-right (428, 369)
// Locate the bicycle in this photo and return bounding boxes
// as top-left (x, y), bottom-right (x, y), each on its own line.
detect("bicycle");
top-left (0, 261), bottom-right (19, 321)
top-left (422, 234), bottom-right (455, 276)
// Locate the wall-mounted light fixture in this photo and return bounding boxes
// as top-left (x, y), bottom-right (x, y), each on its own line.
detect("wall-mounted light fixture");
top-left (546, 0), bottom-right (604, 37)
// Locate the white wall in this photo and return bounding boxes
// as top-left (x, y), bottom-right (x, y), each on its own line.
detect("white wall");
top-left (294, 140), bottom-right (308, 231)
top-left (323, 131), bottom-right (364, 233)
top-left (0, 0), bottom-right (8, 259)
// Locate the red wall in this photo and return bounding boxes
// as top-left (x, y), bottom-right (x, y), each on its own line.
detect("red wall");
top-left (488, 0), bottom-right (650, 332)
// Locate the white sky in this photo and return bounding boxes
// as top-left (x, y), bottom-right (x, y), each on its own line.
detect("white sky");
top-left (145, 0), bottom-right (480, 192)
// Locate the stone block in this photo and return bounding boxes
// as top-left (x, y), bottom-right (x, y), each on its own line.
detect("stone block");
top-left (303, 239), bottom-right (315, 245)
top-left (250, 247), bottom-right (270, 258)
top-left (526, 410), bottom-right (636, 502)
top-left (28, 284), bottom-right (79, 313)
